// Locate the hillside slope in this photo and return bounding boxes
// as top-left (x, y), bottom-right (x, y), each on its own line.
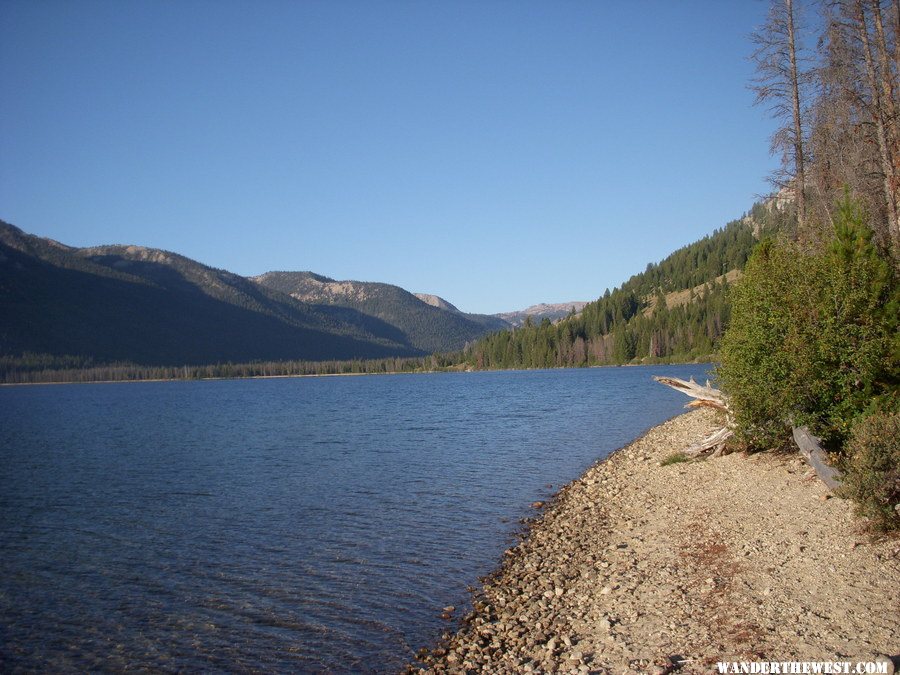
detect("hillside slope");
top-left (253, 271), bottom-right (508, 354)
top-left (0, 222), bottom-right (417, 366)
top-left (464, 199), bottom-right (791, 369)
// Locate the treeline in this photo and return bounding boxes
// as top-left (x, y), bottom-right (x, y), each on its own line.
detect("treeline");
top-left (0, 352), bottom-right (462, 385)
top-left (719, 0), bottom-right (900, 531)
top-left (463, 210), bottom-right (776, 370)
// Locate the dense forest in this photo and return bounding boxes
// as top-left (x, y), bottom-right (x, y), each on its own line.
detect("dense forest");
top-left (462, 202), bottom-right (789, 370)
top-left (0, 352), bottom-right (462, 385)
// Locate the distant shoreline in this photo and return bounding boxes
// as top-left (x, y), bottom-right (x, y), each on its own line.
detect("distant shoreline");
top-left (0, 360), bottom-right (715, 387)
top-left (0, 369), bottom-right (420, 387)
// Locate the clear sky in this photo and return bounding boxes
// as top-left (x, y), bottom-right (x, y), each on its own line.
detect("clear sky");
top-left (1, 0), bottom-right (777, 315)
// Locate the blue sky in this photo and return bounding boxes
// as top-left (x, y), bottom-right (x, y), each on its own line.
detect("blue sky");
top-left (1, 0), bottom-right (777, 314)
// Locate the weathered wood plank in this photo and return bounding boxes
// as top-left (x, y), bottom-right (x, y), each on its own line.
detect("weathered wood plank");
top-left (792, 426), bottom-right (842, 491)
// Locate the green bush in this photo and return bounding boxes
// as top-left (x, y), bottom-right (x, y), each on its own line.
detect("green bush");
top-left (840, 411), bottom-right (900, 532)
top-left (717, 239), bottom-right (801, 449)
top-left (660, 451), bottom-right (690, 466)
top-left (717, 195), bottom-right (898, 450)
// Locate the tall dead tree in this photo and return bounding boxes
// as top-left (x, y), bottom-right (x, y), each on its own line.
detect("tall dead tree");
top-left (870, 1), bottom-right (898, 130)
top-left (808, 10), bottom-right (860, 232)
top-left (801, 0), bottom-right (900, 262)
top-left (869, 0), bottom-right (900, 253)
top-left (852, 0), bottom-right (900, 253)
top-left (894, 0), bottom-right (900, 79)
top-left (752, 0), bottom-right (810, 230)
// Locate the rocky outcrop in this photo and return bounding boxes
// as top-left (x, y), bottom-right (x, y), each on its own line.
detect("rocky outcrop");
top-left (415, 293), bottom-right (460, 313)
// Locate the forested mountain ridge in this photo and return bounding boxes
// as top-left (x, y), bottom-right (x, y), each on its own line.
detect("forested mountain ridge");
top-left (463, 199), bottom-right (792, 369)
top-left (254, 271), bottom-right (509, 354)
top-left (0, 220), bottom-right (514, 371)
top-left (0, 220), bottom-right (426, 366)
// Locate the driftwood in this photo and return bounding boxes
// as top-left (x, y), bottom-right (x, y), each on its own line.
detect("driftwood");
top-left (651, 376), bottom-right (729, 412)
top-left (683, 426), bottom-right (734, 458)
top-left (652, 375), bottom-right (844, 490)
top-left (792, 426), bottom-right (842, 492)
top-left (653, 376), bottom-right (733, 456)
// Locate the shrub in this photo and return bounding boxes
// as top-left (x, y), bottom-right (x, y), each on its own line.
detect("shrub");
top-left (840, 411), bottom-right (900, 532)
top-left (717, 239), bottom-right (801, 449)
top-left (718, 195), bottom-right (898, 450)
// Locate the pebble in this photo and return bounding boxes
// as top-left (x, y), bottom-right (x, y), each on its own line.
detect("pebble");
top-left (406, 409), bottom-right (900, 674)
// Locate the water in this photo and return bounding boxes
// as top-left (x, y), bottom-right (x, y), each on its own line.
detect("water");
top-left (0, 364), bottom-right (711, 672)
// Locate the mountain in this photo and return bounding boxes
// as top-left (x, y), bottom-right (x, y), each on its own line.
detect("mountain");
top-left (252, 272), bottom-right (509, 354)
top-left (413, 292), bottom-right (510, 333)
top-left (0, 222), bottom-right (426, 366)
top-left (496, 301), bottom-right (590, 327)
top-left (1, 195), bottom-right (791, 377)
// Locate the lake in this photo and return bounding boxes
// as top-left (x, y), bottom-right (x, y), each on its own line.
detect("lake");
top-left (0, 364), bottom-right (711, 672)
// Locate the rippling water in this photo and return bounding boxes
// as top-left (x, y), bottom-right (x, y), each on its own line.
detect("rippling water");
top-left (0, 364), bottom-right (710, 672)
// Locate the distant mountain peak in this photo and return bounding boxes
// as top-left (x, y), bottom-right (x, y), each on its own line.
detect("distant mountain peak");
top-left (252, 271), bottom-right (508, 353)
top-left (495, 301), bottom-right (589, 327)
top-left (254, 270), bottom-right (335, 284)
top-left (1, 220), bottom-right (509, 365)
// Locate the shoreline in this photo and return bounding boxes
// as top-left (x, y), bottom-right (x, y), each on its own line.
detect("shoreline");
top-left (0, 360), bottom-right (715, 387)
top-left (0, 370), bottom-right (407, 387)
top-left (411, 409), bottom-right (899, 673)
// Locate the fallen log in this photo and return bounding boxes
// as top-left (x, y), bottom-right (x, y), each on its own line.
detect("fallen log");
top-left (792, 426), bottom-right (842, 492)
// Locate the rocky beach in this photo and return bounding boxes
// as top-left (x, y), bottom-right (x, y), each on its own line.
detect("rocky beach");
top-left (412, 409), bottom-right (900, 674)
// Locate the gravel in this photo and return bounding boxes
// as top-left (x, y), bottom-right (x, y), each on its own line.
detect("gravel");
top-left (409, 409), bottom-right (900, 674)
